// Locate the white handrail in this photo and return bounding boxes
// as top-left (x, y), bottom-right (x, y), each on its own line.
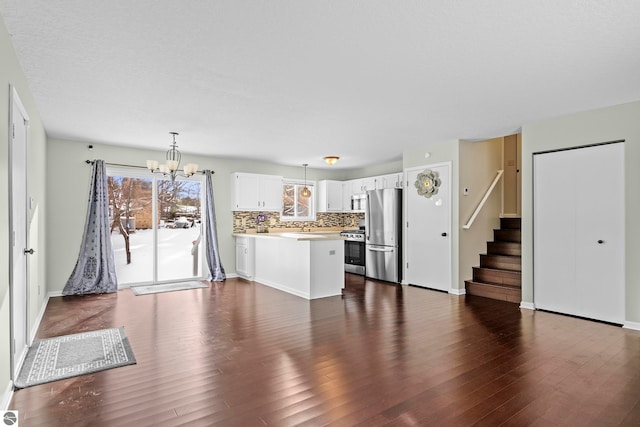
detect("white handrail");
top-left (462, 170), bottom-right (503, 230)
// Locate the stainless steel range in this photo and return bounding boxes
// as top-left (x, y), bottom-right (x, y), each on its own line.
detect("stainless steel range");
top-left (340, 229), bottom-right (366, 275)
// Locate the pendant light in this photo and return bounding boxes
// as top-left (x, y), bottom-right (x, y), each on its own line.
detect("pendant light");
top-left (301, 163), bottom-right (311, 198)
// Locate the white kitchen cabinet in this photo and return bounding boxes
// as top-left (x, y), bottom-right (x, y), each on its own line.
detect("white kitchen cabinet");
top-left (342, 182), bottom-right (353, 211)
top-left (534, 143), bottom-right (624, 324)
top-left (350, 177), bottom-right (376, 194)
top-left (379, 173), bottom-right (403, 189)
top-left (318, 180), bottom-right (343, 212)
top-left (230, 172), bottom-right (283, 211)
top-left (235, 236), bottom-right (255, 279)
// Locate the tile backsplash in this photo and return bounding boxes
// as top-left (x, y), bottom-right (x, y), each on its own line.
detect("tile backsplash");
top-left (233, 211), bottom-right (364, 233)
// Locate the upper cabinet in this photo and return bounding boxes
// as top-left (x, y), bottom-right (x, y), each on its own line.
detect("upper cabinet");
top-left (378, 173), bottom-right (403, 189)
top-left (350, 177), bottom-right (377, 194)
top-left (318, 180), bottom-right (344, 212)
top-left (231, 173), bottom-right (283, 211)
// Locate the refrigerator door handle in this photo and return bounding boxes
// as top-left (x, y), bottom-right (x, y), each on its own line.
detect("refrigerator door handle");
top-left (366, 194), bottom-right (371, 241)
top-left (368, 246), bottom-right (394, 252)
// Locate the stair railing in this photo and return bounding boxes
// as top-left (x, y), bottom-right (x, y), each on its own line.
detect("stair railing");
top-left (462, 170), bottom-right (504, 230)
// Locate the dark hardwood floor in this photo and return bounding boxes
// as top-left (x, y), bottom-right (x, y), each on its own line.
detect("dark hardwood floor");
top-left (10, 274), bottom-right (640, 426)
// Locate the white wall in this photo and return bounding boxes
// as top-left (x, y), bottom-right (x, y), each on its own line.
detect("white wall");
top-left (0, 15), bottom-right (48, 406)
top-left (521, 100), bottom-right (640, 323)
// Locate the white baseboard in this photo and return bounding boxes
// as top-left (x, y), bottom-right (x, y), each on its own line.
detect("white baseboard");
top-left (520, 301), bottom-right (536, 310)
top-left (30, 294), bottom-right (52, 343)
top-left (449, 288), bottom-right (466, 296)
top-left (48, 290), bottom-right (63, 298)
top-left (623, 321), bottom-right (640, 331)
top-left (1, 380), bottom-right (13, 411)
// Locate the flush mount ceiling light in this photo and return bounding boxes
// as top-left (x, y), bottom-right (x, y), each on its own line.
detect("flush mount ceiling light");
top-left (146, 132), bottom-right (198, 182)
top-left (324, 156), bottom-right (340, 165)
top-left (301, 163), bottom-right (311, 198)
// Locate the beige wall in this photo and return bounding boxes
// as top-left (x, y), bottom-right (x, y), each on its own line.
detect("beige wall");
top-left (502, 134), bottom-right (519, 215)
top-left (0, 15), bottom-right (48, 404)
top-left (458, 138), bottom-right (502, 288)
top-left (521, 100), bottom-right (640, 324)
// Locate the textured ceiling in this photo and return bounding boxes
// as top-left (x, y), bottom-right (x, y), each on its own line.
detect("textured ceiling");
top-left (1, 0), bottom-right (639, 169)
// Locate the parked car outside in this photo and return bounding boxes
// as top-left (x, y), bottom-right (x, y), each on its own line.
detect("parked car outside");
top-left (174, 217), bottom-right (192, 228)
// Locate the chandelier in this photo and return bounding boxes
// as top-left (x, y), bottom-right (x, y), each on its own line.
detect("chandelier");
top-left (146, 132), bottom-right (198, 182)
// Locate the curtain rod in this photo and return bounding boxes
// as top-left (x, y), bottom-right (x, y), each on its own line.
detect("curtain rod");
top-left (84, 160), bottom-right (214, 175)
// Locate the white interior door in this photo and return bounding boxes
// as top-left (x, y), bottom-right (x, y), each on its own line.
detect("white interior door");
top-left (10, 87), bottom-right (30, 378)
top-left (534, 143), bottom-right (625, 323)
top-left (405, 163), bottom-right (451, 292)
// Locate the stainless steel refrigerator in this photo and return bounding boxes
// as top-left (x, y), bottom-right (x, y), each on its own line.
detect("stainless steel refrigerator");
top-left (365, 188), bottom-right (402, 283)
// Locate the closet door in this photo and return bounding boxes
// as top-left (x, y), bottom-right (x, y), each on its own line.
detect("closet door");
top-left (534, 143), bottom-right (625, 323)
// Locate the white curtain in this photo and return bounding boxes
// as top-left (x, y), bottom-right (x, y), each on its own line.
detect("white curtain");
top-left (63, 160), bottom-right (118, 295)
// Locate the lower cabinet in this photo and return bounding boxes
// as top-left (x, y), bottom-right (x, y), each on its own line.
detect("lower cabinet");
top-left (235, 236), bottom-right (255, 279)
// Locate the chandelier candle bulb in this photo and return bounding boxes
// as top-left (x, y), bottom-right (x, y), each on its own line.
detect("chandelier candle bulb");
top-left (146, 160), bottom-right (159, 170)
top-left (167, 160), bottom-right (179, 171)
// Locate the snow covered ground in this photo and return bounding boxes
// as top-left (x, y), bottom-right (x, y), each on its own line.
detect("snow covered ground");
top-left (111, 226), bottom-right (203, 285)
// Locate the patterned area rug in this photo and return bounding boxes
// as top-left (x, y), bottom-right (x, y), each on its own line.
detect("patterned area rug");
top-left (130, 281), bottom-right (208, 295)
top-left (15, 327), bottom-right (136, 389)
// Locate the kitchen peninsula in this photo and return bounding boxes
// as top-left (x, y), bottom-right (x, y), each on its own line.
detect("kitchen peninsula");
top-left (234, 232), bottom-right (345, 300)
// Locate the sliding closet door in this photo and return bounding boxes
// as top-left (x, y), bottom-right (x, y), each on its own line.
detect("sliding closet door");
top-left (534, 143), bottom-right (624, 324)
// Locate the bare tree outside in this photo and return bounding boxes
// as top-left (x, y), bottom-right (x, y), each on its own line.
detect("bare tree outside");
top-left (108, 176), bottom-right (152, 264)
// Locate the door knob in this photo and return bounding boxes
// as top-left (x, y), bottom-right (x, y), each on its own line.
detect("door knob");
top-left (24, 248), bottom-right (35, 255)
top-left (441, 232), bottom-right (447, 237)
top-left (597, 240), bottom-right (604, 244)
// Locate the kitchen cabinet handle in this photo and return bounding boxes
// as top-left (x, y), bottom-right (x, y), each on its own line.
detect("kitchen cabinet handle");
top-left (441, 232), bottom-right (447, 237)
top-left (597, 239), bottom-right (604, 244)
top-left (24, 248), bottom-right (35, 255)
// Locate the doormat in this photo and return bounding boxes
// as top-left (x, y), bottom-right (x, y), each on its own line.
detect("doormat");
top-left (15, 327), bottom-right (136, 388)
top-left (130, 281), bottom-right (208, 296)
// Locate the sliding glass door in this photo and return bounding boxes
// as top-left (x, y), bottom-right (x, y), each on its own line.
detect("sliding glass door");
top-left (107, 167), bottom-right (204, 286)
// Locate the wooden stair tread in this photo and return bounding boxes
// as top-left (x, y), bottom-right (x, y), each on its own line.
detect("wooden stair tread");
top-left (487, 241), bottom-right (521, 256)
top-left (499, 217), bottom-right (521, 229)
top-left (472, 267), bottom-right (521, 287)
top-left (480, 254), bottom-right (522, 271)
top-left (465, 280), bottom-right (521, 303)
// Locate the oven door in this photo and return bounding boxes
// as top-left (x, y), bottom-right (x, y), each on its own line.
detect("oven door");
top-left (344, 240), bottom-right (365, 275)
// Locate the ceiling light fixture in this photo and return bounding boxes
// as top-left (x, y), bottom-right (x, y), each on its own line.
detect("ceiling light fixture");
top-left (301, 163), bottom-right (311, 198)
top-left (324, 156), bottom-right (340, 165)
top-left (146, 132), bottom-right (198, 182)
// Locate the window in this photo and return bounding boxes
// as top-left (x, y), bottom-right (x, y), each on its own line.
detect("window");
top-left (106, 166), bottom-right (205, 285)
top-left (281, 180), bottom-right (315, 221)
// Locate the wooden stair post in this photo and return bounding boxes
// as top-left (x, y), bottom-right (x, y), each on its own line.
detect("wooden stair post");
top-left (465, 218), bottom-right (521, 303)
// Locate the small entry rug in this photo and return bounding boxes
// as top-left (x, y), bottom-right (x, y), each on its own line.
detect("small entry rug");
top-left (15, 327), bottom-right (136, 389)
top-left (130, 281), bottom-right (208, 295)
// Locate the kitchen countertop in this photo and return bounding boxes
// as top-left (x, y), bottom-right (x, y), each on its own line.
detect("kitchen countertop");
top-left (233, 231), bottom-right (345, 241)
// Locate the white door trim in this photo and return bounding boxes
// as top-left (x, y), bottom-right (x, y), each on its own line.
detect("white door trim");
top-left (9, 85), bottom-right (31, 379)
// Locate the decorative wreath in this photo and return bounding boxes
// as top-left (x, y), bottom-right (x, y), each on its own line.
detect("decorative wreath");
top-left (414, 169), bottom-right (441, 198)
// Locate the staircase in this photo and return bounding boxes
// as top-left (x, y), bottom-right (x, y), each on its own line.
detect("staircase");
top-left (465, 218), bottom-right (521, 303)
